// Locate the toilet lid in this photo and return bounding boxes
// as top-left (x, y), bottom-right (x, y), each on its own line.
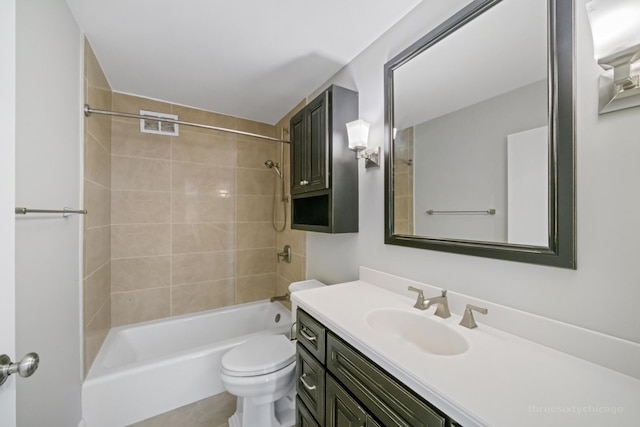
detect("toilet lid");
top-left (222, 335), bottom-right (295, 377)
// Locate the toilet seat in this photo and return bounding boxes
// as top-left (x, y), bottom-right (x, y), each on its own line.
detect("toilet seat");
top-left (222, 335), bottom-right (295, 377)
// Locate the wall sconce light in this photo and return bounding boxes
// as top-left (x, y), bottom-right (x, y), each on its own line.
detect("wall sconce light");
top-left (586, 0), bottom-right (640, 114)
top-left (346, 119), bottom-right (380, 168)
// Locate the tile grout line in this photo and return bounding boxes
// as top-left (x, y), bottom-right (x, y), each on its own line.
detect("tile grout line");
top-left (87, 121), bottom-right (111, 154)
top-left (112, 285), bottom-right (171, 296)
top-left (233, 133), bottom-right (238, 305)
top-left (111, 151), bottom-right (281, 172)
top-left (84, 176), bottom-right (111, 192)
top-left (85, 297), bottom-right (109, 331)
top-left (169, 126), bottom-right (174, 317)
top-left (107, 94), bottom-right (113, 330)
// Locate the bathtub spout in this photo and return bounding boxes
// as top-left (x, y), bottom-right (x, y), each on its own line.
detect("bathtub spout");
top-left (269, 293), bottom-right (289, 303)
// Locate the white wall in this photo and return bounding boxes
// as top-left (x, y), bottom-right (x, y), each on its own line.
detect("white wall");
top-left (0, 0), bottom-right (17, 424)
top-left (15, 0), bottom-right (83, 425)
top-left (306, 0), bottom-right (640, 345)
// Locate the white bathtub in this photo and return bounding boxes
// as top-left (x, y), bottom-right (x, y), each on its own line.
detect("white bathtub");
top-left (82, 300), bottom-right (292, 427)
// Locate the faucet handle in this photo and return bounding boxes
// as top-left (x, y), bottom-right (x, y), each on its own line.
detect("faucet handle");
top-left (459, 304), bottom-right (488, 329)
top-left (407, 286), bottom-right (425, 309)
top-left (434, 289), bottom-right (451, 319)
top-left (277, 245), bottom-right (291, 263)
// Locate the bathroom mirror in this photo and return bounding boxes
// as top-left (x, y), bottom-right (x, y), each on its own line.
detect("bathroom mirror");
top-left (384, 0), bottom-right (575, 268)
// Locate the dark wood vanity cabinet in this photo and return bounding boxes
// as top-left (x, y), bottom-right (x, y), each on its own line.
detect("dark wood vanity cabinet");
top-left (295, 308), bottom-right (460, 427)
top-left (290, 85), bottom-right (359, 233)
top-left (326, 376), bottom-right (381, 427)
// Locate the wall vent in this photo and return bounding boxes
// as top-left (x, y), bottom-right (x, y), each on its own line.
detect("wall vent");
top-left (139, 110), bottom-right (179, 136)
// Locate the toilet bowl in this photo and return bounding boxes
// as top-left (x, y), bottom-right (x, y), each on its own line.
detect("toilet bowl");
top-left (221, 279), bottom-right (325, 427)
top-left (221, 335), bottom-right (296, 427)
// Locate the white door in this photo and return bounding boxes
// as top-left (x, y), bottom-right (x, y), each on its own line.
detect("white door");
top-left (0, 0), bottom-right (17, 425)
top-left (507, 126), bottom-right (549, 246)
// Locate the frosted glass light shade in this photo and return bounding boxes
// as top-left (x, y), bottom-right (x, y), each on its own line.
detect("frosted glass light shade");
top-left (346, 120), bottom-right (370, 151)
top-left (586, 0), bottom-right (640, 60)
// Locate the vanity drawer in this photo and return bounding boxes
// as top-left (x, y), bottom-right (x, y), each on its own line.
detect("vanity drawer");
top-left (296, 396), bottom-right (320, 427)
top-left (297, 308), bottom-right (326, 363)
top-left (296, 344), bottom-right (326, 426)
top-left (327, 332), bottom-right (446, 427)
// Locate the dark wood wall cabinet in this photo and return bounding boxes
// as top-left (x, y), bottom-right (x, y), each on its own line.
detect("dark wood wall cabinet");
top-left (295, 308), bottom-right (462, 427)
top-left (290, 85), bottom-right (359, 233)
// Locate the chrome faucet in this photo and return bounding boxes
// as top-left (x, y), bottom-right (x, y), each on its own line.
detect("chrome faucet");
top-left (407, 287), bottom-right (451, 318)
top-left (269, 293), bottom-right (289, 303)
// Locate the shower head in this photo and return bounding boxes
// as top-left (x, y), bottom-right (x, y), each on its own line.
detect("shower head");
top-left (264, 160), bottom-right (282, 177)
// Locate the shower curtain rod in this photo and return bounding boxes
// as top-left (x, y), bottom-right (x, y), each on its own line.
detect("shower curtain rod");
top-left (84, 104), bottom-right (289, 143)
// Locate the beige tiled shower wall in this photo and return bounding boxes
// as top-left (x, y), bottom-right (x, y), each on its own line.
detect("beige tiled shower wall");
top-left (394, 127), bottom-right (414, 235)
top-left (120, 100), bottom-right (310, 426)
top-left (274, 101), bottom-right (308, 305)
top-left (83, 38), bottom-right (112, 374)
top-left (110, 93), bottom-right (281, 327)
top-left (83, 43), bottom-right (309, 377)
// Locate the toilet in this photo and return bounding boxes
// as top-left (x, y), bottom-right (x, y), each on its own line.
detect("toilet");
top-left (221, 279), bottom-right (325, 427)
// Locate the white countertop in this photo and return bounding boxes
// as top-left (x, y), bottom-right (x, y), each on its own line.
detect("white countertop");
top-left (292, 280), bottom-right (640, 427)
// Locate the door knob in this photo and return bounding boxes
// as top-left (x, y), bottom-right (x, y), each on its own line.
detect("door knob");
top-left (0, 352), bottom-right (40, 386)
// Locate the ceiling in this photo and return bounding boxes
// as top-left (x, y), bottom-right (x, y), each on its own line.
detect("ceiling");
top-left (66, 0), bottom-right (422, 125)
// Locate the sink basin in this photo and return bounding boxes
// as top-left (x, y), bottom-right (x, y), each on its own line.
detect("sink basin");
top-left (366, 309), bottom-right (468, 356)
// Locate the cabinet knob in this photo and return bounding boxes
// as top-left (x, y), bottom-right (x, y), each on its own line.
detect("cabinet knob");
top-left (300, 180), bottom-right (305, 186)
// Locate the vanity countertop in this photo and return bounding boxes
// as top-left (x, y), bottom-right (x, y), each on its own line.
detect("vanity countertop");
top-left (292, 280), bottom-right (640, 427)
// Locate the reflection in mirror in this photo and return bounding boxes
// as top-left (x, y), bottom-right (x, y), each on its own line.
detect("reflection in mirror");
top-left (384, 0), bottom-right (575, 268)
top-left (394, 0), bottom-right (548, 245)
top-left (393, 127), bottom-right (415, 235)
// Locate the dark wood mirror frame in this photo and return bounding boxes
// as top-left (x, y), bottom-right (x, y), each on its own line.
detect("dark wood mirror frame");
top-left (383, 0), bottom-right (575, 269)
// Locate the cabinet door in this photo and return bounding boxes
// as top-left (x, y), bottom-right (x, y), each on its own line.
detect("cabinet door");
top-left (367, 416), bottom-right (382, 427)
top-left (327, 333), bottom-right (446, 427)
top-left (326, 376), bottom-right (367, 427)
top-left (290, 109), bottom-right (306, 195)
top-left (306, 92), bottom-right (329, 192)
top-left (296, 397), bottom-right (320, 427)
